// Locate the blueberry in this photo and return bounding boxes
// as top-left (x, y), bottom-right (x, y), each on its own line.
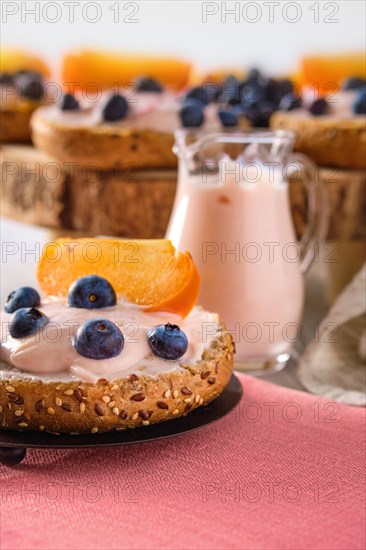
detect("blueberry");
top-left (9, 308), bottom-right (48, 339)
top-left (218, 109), bottom-right (238, 127)
top-left (217, 76), bottom-right (240, 104)
top-left (226, 96), bottom-right (242, 106)
top-left (342, 77), bottom-right (366, 91)
top-left (183, 97), bottom-right (206, 109)
top-left (5, 286), bottom-right (41, 313)
top-left (242, 103), bottom-right (261, 126)
top-left (260, 100), bottom-right (276, 113)
top-left (253, 101), bottom-right (276, 127)
top-left (353, 88), bottom-right (366, 114)
top-left (147, 323), bottom-right (188, 360)
top-left (60, 93), bottom-right (79, 111)
top-left (261, 79), bottom-right (280, 103)
top-left (136, 76), bottom-right (163, 92)
top-left (240, 81), bottom-right (261, 105)
top-left (102, 94), bottom-right (129, 122)
top-left (184, 86), bottom-right (209, 105)
top-left (204, 82), bottom-right (220, 103)
top-left (74, 319), bottom-right (124, 359)
top-left (246, 68), bottom-right (261, 82)
top-left (279, 93), bottom-right (302, 111)
top-left (309, 98), bottom-right (329, 116)
top-left (179, 103), bottom-right (204, 127)
top-left (224, 75), bottom-right (240, 87)
top-left (15, 71), bottom-right (44, 101)
top-left (68, 275), bottom-right (117, 309)
top-left (243, 102), bottom-right (274, 127)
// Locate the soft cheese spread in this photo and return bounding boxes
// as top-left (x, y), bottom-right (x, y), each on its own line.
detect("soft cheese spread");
top-left (0, 301), bottom-right (219, 383)
top-left (34, 91), bottom-right (223, 134)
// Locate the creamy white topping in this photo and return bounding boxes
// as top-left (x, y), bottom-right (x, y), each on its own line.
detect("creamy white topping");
top-left (0, 301), bottom-right (219, 383)
top-left (301, 88), bottom-right (358, 114)
top-left (34, 91), bottom-right (222, 134)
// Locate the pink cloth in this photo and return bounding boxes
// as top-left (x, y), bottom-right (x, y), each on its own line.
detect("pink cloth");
top-left (0, 374), bottom-right (365, 550)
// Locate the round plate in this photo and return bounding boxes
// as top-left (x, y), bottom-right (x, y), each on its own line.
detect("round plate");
top-left (0, 374), bottom-right (242, 465)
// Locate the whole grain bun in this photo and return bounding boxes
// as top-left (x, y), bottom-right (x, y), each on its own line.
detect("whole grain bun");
top-left (30, 105), bottom-right (249, 170)
top-left (270, 110), bottom-right (366, 170)
top-left (0, 103), bottom-right (35, 143)
top-left (0, 332), bottom-right (234, 434)
top-left (31, 108), bottom-right (177, 169)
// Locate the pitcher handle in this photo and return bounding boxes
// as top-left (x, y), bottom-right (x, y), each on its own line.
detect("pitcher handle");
top-left (287, 153), bottom-right (329, 274)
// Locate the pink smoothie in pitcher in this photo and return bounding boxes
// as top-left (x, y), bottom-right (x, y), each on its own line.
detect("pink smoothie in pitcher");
top-left (166, 158), bottom-right (304, 361)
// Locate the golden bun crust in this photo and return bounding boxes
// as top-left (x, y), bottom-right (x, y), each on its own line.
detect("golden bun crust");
top-left (31, 110), bottom-right (177, 169)
top-left (0, 332), bottom-right (234, 434)
top-left (0, 104), bottom-right (36, 143)
top-left (270, 110), bottom-right (366, 170)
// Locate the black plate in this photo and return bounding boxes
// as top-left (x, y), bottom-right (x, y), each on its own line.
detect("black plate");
top-left (0, 374), bottom-right (242, 466)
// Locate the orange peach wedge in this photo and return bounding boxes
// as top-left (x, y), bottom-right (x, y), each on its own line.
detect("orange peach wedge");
top-left (0, 48), bottom-right (50, 76)
top-left (62, 50), bottom-right (191, 91)
top-left (300, 53), bottom-right (366, 92)
top-left (37, 238), bottom-right (200, 318)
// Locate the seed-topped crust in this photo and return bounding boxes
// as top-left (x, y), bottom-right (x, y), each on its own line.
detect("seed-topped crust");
top-left (0, 332), bottom-right (234, 434)
top-left (270, 111), bottom-right (366, 170)
top-left (0, 103), bottom-right (38, 143)
top-left (31, 109), bottom-right (177, 169)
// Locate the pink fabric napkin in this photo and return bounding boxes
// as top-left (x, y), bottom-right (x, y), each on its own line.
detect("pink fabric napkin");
top-left (0, 373), bottom-right (365, 550)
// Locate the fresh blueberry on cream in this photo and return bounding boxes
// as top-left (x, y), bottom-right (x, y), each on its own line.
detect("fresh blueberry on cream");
top-left (74, 318), bottom-right (124, 359)
top-left (15, 71), bottom-right (44, 101)
top-left (9, 307), bottom-right (49, 339)
top-left (68, 275), bottom-right (117, 309)
top-left (342, 77), bottom-right (366, 90)
top-left (60, 93), bottom-right (80, 111)
top-left (184, 86), bottom-right (210, 105)
top-left (309, 98), bottom-right (329, 116)
top-left (179, 103), bottom-right (204, 127)
top-left (218, 109), bottom-right (238, 127)
top-left (147, 323), bottom-right (188, 360)
top-left (353, 88), bottom-right (366, 114)
top-left (102, 93), bottom-right (129, 121)
top-left (136, 76), bottom-right (163, 92)
top-left (5, 286), bottom-right (41, 313)
top-left (217, 76), bottom-right (240, 104)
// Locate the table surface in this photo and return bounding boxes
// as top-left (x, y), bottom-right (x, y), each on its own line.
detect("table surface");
top-left (0, 217), bottom-right (329, 392)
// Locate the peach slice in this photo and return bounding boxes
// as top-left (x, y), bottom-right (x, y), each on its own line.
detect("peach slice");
top-left (300, 53), bottom-right (366, 92)
top-left (62, 50), bottom-right (191, 91)
top-left (0, 48), bottom-right (50, 76)
top-left (37, 238), bottom-right (200, 318)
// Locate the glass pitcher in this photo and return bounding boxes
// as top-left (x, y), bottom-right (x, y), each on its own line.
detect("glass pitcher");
top-left (166, 129), bottom-right (328, 374)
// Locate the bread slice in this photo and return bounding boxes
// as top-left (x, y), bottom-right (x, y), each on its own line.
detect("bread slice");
top-left (1, 145), bottom-right (365, 241)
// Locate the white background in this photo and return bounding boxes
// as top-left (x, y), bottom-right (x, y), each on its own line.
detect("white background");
top-left (1, 0), bottom-right (365, 75)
